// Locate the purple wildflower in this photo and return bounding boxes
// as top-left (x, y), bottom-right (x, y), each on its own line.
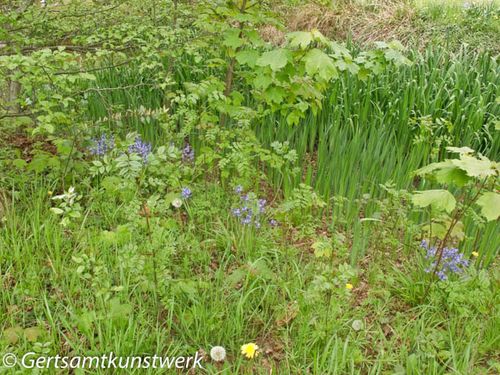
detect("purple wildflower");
top-left (89, 134), bottom-right (114, 156)
top-left (182, 143), bottom-right (195, 163)
top-left (231, 193), bottom-right (271, 228)
top-left (181, 187), bottom-right (192, 199)
top-left (421, 240), bottom-right (469, 281)
top-left (258, 199), bottom-right (266, 213)
top-left (129, 137), bottom-right (152, 163)
top-left (241, 206), bottom-right (252, 215)
top-left (269, 219), bottom-right (278, 227)
top-left (241, 214), bottom-right (252, 225)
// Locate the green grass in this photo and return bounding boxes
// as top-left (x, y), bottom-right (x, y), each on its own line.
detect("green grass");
top-left (256, 47), bottom-right (499, 258)
top-left (1, 176), bottom-right (498, 373)
top-left (1, 4), bottom-right (499, 373)
top-left (83, 46), bottom-right (499, 260)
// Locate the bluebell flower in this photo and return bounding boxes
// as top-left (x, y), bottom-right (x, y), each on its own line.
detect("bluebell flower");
top-left (128, 137), bottom-right (152, 163)
top-left (181, 187), bottom-right (192, 199)
top-left (258, 199), bottom-right (266, 213)
top-left (231, 193), bottom-right (270, 228)
top-left (241, 207), bottom-right (253, 219)
top-left (436, 270), bottom-right (447, 281)
top-left (182, 143), bottom-right (195, 163)
top-left (421, 240), bottom-right (469, 281)
top-left (108, 135), bottom-right (115, 151)
top-left (89, 134), bottom-right (114, 156)
top-left (242, 215), bottom-right (252, 225)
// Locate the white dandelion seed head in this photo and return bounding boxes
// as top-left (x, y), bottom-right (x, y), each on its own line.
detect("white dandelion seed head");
top-left (351, 319), bottom-right (364, 331)
top-left (172, 198), bottom-right (182, 208)
top-left (210, 346), bottom-right (226, 362)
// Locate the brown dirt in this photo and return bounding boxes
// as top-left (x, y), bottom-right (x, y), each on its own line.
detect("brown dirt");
top-left (5, 133), bottom-right (57, 161)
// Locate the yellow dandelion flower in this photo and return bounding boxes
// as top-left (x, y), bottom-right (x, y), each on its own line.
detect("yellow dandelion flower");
top-left (472, 251), bottom-right (479, 257)
top-left (241, 343), bottom-right (259, 359)
top-left (48, 191), bottom-right (53, 196)
top-left (345, 283), bottom-right (354, 290)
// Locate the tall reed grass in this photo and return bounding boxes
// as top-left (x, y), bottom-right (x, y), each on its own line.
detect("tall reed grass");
top-left (256, 48), bottom-right (499, 259)
top-left (86, 47), bottom-right (499, 259)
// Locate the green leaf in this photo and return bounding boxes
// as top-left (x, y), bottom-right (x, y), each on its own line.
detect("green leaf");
top-left (422, 218), bottom-right (464, 240)
top-left (422, 222), bottom-right (447, 239)
top-left (415, 160), bottom-right (449, 175)
top-left (287, 31), bottom-right (313, 49)
top-left (263, 86), bottom-right (286, 104)
top-left (304, 49), bottom-right (338, 81)
top-left (446, 146), bottom-right (474, 155)
top-left (101, 225), bottom-right (132, 245)
top-left (433, 164), bottom-right (471, 187)
top-left (451, 155), bottom-right (497, 178)
top-left (3, 326), bottom-right (23, 344)
top-left (76, 310), bottom-right (96, 333)
top-left (256, 49), bottom-right (291, 71)
top-left (12, 158), bottom-right (27, 169)
top-left (235, 50), bottom-right (260, 67)
top-left (24, 327), bottom-right (42, 342)
top-left (223, 28), bottom-right (244, 49)
top-left (50, 207), bottom-right (64, 215)
top-left (312, 238), bottom-right (332, 258)
top-left (411, 190), bottom-right (456, 213)
top-left (417, 157), bottom-right (489, 186)
top-left (476, 192), bottom-right (500, 221)
top-left (357, 67), bottom-right (371, 81)
top-left (384, 48), bottom-right (412, 66)
top-left (286, 110), bottom-right (302, 126)
top-left (311, 29), bottom-right (328, 44)
top-left (253, 73), bottom-right (273, 90)
top-left (452, 221), bottom-right (465, 240)
top-left (102, 176), bottom-right (122, 193)
top-left (28, 154), bottom-right (49, 173)
top-left (164, 192), bottom-right (179, 206)
top-left (244, 29), bottom-right (263, 46)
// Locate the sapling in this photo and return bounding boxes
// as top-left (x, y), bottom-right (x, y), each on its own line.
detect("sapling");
top-left (411, 147), bottom-right (499, 297)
